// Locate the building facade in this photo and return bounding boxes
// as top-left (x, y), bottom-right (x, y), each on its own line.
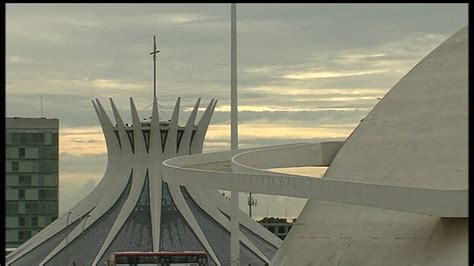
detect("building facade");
top-left (259, 223), bottom-right (293, 240)
top-left (5, 118), bottom-right (59, 249)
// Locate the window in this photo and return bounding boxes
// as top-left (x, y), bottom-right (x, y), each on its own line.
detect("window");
top-left (31, 217), bottom-right (38, 227)
top-left (19, 147), bottom-right (26, 158)
top-left (51, 216), bottom-right (57, 223)
top-left (18, 190), bottom-right (25, 199)
top-left (6, 203), bottom-right (18, 215)
top-left (19, 217), bottom-right (25, 226)
top-left (160, 130), bottom-right (168, 150)
top-left (18, 231), bottom-right (32, 241)
top-left (278, 226), bottom-right (286, 234)
top-left (25, 203), bottom-right (37, 213)
top-left (12, 161), bottom-right (19, 172)
top-left (19, 175), bottom-right (32, 186)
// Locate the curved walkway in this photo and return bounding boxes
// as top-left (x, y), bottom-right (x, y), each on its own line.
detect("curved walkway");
top-left (163, 142), bottom-right (467, 218)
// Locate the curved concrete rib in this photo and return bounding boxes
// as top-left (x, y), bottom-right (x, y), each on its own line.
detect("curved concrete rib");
top-left (191, 99), bottom-right (217, 154)
top-left (92, 98), bottom-right (149, 265)
top-left (110, 98), bottom-right (133, 154)
top-left (39, 99), bottom-right (138, 265)
top-left (178, 98), bottom-right (200, 156)
top-left (164, 97), bottom-right (180, 158)
top-left (167, 184), bottom-right (221, 265)
top-left (149, 97), bottom-right (163, 251)
top-left (162, 142), bottom-right (467, 218)
top-left (186, 188), bottom-right (271, 264)
top-left (7, 99), bottom-right (127, 265)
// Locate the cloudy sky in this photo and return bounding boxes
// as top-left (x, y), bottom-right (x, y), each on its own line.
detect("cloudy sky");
top-left (6, 3), bottom-right (468, 219)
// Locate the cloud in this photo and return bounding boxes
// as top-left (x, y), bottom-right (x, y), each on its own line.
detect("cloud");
top-left (59, 126), bottom-right (106, 156)
top-left (6, 56), bottom-right (33, 64)
top-left (283, 69), bottom-right (387, 80)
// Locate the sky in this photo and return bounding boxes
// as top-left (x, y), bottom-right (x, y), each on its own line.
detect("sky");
top-left (5, 3), bottom-right (468, 220)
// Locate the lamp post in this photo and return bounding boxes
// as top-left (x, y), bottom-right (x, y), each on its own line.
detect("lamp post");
top-left (81, 214), bottom-right (91, 233)
top-left (65, 211), bottom-right (72, 265)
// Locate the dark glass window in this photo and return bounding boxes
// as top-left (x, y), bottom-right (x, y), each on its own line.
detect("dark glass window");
top-left (6, 133), bottom-right (12, 144)
top-left (25, 203), bottom-right (37, 213)
top-left (18, 190), bottom-right (25, 199)
top-left (143, 130), bottom-right (150, 152)
top-left (267, 226), bottom-right (275, 233)
top-left (6, 203), bottom-right (18, 214)
top-left (160, 130), bottom-right (168, 151)
top-left (12, 161), bottom-right (19, 172)
top-left (19, 175), bottom-right (32, 186)
top-left (126, 130), bottom-right (134, 152)
top-left (278, 226), bottom-right (286, 234)
top-left (19, 217), bottom-right (25, 226)
top-left (51, 133), bottom-right (58, 144)
top-left (51, 216), bottom-right (57, 223)
top-left (31, 217), bottom-right (38, 227)
top-left (19, 147), bottom-right (26, 158)
top-left (177, 130), bottom-right (184, 149)
top-left (18, 231), bottom-right (32, 241)
top-left (12, 133), bottom-right (21, 144)
top-left (38, 189), bottom-right (56, 199)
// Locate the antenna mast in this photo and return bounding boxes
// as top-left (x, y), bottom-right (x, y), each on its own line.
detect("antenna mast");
top-left (40, 97), bottom-right (43, 117)
top-left (247, 193), bottom-right (257, 218)
top-left (150, 35), bottom-right (160, 99)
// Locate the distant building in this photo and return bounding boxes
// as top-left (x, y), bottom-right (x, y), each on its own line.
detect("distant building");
top-left (257, 217), bottom-right (294, 240)
top-left (5, 117), bottom-right (59, 249)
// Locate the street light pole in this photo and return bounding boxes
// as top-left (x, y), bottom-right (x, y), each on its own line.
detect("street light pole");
top-left (66, 211), bottom-right (72, 265)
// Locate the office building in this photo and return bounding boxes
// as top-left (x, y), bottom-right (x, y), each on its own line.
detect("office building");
top-left (5, 118), bottom-right (59, 249)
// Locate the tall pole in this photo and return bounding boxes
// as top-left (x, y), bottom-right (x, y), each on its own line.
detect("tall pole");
top-left (249, 193), bottom-right (252, 218)
top-left (230, 3), bottom-right (240, 266)
top-left (66, 211), bottom-right (71, 265)
top-left (40, 97), bottom-right (43, 117)
top-left (150, 35), bottom-right (160, 99)
top-left (231, 4), bottom-right (238, 150)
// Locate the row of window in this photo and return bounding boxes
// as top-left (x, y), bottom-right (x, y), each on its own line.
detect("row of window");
top-left (5, 132), bottom-right (57, 145)
top-left (6, 202), bottom-right (58, 215)
top-left (15, 189), bottom-right (58, 200)
top-left (118, 129), bottom-right (196, 152)
top-left (264, 224), bottom-right (292, 234)
top-left (5, 146), bottom-right (57, 159)
top-left (14, 216), bottom-right (57, 227)
top-left (6, 174), bottom-right (57, 187)
top-left (7, 160), bottom-right (58, 173)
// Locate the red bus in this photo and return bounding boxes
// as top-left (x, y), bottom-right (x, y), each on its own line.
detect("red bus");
top-left (106, 251), bottom-right (208, 266)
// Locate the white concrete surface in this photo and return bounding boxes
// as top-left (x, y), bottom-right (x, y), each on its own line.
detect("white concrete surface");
top-left (273, 25), bottom-right (468, 265)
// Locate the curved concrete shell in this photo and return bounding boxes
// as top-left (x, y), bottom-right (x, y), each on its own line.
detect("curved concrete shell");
top-left (273, 25), bottom-right (468, 265)
top-left (6, 97), bottom-right (282, 266)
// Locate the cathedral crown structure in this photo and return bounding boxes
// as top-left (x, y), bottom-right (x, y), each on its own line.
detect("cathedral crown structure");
top-left (6, 97), bottom-right (281, 266)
